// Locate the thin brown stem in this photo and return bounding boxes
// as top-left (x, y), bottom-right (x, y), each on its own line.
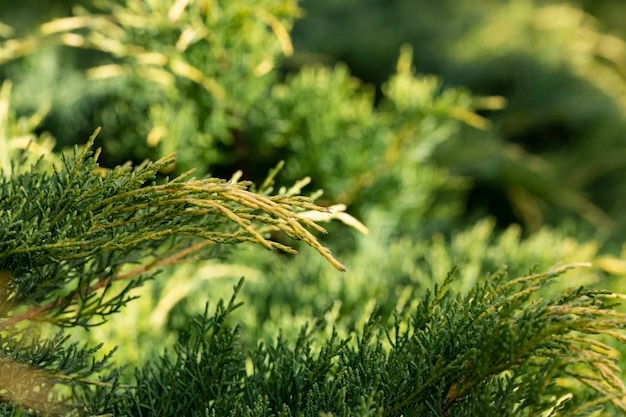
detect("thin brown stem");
top-left (0, 240), bottom-right (215, 329)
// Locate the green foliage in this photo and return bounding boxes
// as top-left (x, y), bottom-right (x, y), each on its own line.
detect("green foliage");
top-left (5, 0), bottom-right (626, 238)
top-left (0, 80), bottom-right (58, 176)
top-left (84, 266), bottom-right (626, 416)
top-left (2, 0), bottom-right (626, 416)
top-left (0, 130), bottom-right (343, 324)
top-left (292, 0), bottom-right (626, 238)
top-left (0, 131), bottom-right (345, 414)
top-left (0, 0), bottom-right (301, 174)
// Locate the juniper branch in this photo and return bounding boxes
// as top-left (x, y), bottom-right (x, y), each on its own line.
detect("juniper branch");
top-left (0, 129), bottom-right (344, 330)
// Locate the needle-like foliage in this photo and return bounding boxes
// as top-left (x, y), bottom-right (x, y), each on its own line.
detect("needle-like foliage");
top-left (0, 129), bottom-right (343, 326)
top-left (1, 1), bottom-right (626, 416)
top-left (0, 131), bottom-right (345, 415)
top-left (79, 265), bottom-right (626, 417)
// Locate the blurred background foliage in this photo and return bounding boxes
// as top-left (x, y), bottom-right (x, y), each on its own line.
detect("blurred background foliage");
top-left (291, 0), bottom-right (626, 239)
top-left (2, 0), bottom-right (626, 384)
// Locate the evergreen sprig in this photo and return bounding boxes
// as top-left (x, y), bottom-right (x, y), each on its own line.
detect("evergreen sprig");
top-left (0, 130), bottom-right (346, 414)
top-left (0, 129), bottom-right (343, 330)
top-left (81, 264), bottom-right (626, 416)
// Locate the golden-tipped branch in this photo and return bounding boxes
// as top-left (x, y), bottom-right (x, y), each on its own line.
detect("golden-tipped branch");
top-left (0, 131), bottom-right (345, 329)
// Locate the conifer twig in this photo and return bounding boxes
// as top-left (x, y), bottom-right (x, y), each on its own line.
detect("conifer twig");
top-left (0, 132), bottom-right (345, 329)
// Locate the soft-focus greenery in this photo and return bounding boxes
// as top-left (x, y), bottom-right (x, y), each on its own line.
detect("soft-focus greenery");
top-left (293, 0), bottom-right (626, 239)
top-left (2, 0), bottom-right (626, 415)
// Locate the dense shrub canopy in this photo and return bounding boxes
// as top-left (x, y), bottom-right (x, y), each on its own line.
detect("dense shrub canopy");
top-left (1, 0), bottom-right (626, 416)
